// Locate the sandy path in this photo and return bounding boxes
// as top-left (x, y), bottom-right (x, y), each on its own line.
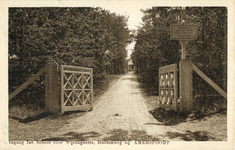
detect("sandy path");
top-left (45, 71), bottom-right (183, 141)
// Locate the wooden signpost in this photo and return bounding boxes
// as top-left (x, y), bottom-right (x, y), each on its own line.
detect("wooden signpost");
top-left (171, 24), bottom-right (198, 40)
top-left (170, 24), bottom-right (197, 60)
top-left (170, 24), bottom-right (198, 112)
top-left (166, 23), bottom-right (227, 113)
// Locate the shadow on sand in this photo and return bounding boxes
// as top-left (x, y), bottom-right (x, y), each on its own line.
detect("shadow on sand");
top-left (41, 129), bottom-right (161, 141)
top-left (163, 131), bottom-right (209, 141)
top-left (42, 132), bottom-right (102, 141)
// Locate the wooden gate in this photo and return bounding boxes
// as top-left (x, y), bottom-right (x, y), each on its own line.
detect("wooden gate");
top-left (158, 60), bottom-right (227, 113)
top-left (158, 64), bottom-right (178, 111)
top-left (60, 65), bottom-right (93, 113)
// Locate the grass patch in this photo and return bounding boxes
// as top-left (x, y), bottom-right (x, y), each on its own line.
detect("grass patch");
top-left (9, 103), bottom-right (48, 119)
top-left (9, 73), bottom-right (123, 120)
top-left (149, 107), bottom-right (189, 126)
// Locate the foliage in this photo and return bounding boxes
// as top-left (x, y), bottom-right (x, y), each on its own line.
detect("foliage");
top-left (132, 7), bottom-right (227, 112)
top-left (9, 7), bottom-right (130, 104)
top-left (132, 7), bottom-right (182, 95)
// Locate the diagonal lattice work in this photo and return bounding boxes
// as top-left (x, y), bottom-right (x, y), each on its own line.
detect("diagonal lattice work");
top-left (159, 63), bottom-right (178, 111)
top-left (61, 65), bottom-right (93, 113)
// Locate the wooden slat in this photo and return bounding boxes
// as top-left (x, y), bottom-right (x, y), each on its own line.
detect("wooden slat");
top-left (158, 103), bottom-right (177, 111)
top-left (91, 68), bottom-right (93, 104)
top-left (74, 74), bottom-right (83, 89)
top-left (63, 73), bottom-right (73, 88)
top-left (61, 65), bottom-right (92, 72)
top-left (9, 67), bottom-right (46, 100)
top-left (83, 91), bottom-right (91, 105)
top-left (72, 73), bottom-right (74, 106)
top-left (82, 74), bottom-right (84, 103)
top-left (64, 104), bottom-right (93, 112)
top-left (192, 64), bottom-right (227, 99)
top-left (74, 97), bottom-right (82, 105)
top-left (74, 91), bottom-right (82, 105)
top-left (174, 63), bottom-right (178, 111)
top-left (84, 75), bottom-right (91, 88)
top-left (63, 70), bottom-right (91, 75)
top-left (61, 65), bottom-right (64, 113)
top-left (64, 90), bottom-right (73, 99)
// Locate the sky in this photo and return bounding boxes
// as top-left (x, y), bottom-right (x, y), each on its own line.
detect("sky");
top-left (99, 1), bottom-right (154, 58)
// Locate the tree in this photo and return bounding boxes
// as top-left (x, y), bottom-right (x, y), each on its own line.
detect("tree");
top-left (132, 7), bottom-right (227, 97)
top-left (9, 7), bottom-right (130, 104)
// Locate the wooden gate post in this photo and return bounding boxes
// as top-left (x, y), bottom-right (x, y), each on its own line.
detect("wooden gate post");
top-left (45, 59), bottom-right (59, 115)
top-left (179, 59), bottom-right (193, 113)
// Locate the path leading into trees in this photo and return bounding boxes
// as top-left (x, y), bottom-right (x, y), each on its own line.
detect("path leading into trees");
top-left (42, 71), bottom-right (187, 141)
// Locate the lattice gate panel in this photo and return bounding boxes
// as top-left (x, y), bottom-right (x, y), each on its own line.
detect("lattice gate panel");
top-left (61, 65), bottom-right (93, 113)
top-left (158, 63), bottom-right (178, 111)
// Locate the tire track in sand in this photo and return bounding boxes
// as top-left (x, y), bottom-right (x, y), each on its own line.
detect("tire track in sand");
top-left (44, 71), bottom-right (183, 141)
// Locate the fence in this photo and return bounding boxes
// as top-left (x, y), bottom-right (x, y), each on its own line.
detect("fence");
top-left (9, 59), bottom-right (59, 114)
top-left (159, 59), bottom-right (227, 113)
top-left (9, 59), bottom-right (94, 114)
top-left (60, 65), bottom-right (93, 113)
top-left (158, 64), bottom-right (178, 111)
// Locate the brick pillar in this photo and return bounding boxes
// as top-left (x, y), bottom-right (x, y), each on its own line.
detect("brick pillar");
top-left (45, 59), bottom-right (59, 115)
top-left (179, 59), bottom-right (193, 113)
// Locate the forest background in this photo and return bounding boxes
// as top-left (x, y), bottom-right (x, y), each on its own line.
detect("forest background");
top-left (132, 7), bottom-right (227, 113)
top-left (9, 7), bottom-right (227, 114)
top-left (9, 7), bottom-right (131, 106)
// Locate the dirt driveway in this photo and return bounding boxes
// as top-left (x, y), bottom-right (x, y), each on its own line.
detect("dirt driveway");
top-left (41, 71), bottom-right (186, 141)
top-left (9, 71), bottom-right (226, 141)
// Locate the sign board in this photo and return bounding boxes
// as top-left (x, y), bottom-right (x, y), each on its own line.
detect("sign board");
top-left (171, 24), bottom-right (198, 40)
